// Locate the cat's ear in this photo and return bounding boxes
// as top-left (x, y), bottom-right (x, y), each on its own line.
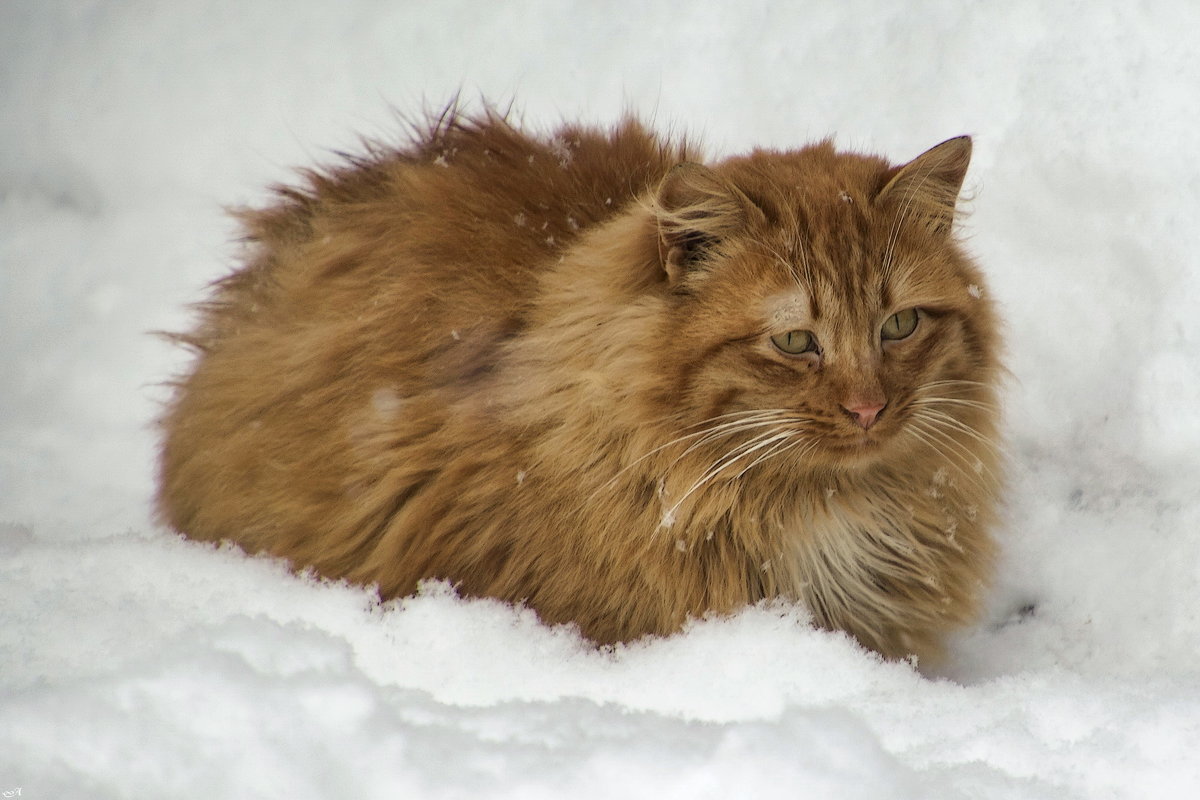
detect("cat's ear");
top-left (876, 136), bottom-right (972, 236)
top-left (654, 163), bottom-right (755, 284)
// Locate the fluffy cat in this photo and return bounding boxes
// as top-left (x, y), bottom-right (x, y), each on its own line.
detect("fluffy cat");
top-left (157, 107), bottom-right (1003, 664)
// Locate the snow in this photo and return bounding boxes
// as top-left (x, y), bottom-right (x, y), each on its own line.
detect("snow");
top-left (4, 1), bottom-right (1200, 797)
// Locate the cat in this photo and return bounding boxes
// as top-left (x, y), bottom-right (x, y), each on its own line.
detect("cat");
top-left (157, 106), bottom-right (1003, 664)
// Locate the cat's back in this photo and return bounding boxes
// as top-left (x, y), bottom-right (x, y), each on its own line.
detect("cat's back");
top-left (168, 111), bottom-right (697, 412)
top-left (239, 113), bottom-right (687, 309)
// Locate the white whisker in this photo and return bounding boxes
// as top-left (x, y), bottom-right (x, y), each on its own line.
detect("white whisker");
top-left (664, 427), bottom-right (803, 523)
top-left (911, 407), bottom-right (1002, 454)
top-left (903, 422), bottom-right (986, 491)
top-left (587, 409), bottom-right (799, 502)
top-left (919, 378), bottom-right (991, 390)
top-left (733, 433), bottom-right (811, 480)
top-left (911, 397), bottom-right (997, 413)
top-left (906, 417), bottom-right (995, 487)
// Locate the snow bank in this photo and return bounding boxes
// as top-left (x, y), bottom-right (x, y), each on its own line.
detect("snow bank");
top-left (3, 1), bottom-right (1200, 797)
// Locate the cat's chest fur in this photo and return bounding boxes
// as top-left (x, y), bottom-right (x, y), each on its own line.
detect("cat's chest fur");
top-left (771, 465), bottom-right (993, 660)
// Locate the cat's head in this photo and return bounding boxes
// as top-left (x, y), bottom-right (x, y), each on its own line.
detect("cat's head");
top-left (649, 137), bottom-right (1000, 471)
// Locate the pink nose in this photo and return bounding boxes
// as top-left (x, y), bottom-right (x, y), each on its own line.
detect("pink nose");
top-left (843, 401), bottom-right (885, 430)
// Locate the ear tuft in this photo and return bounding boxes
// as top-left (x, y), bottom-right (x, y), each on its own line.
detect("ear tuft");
top-left (653, 163), bottom-right (750, 284)
top-left (876, 136), bottom-right (972, 236)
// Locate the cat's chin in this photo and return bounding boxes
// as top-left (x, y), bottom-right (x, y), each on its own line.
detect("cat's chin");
top-left (819, 433), bottom-right (892, 469)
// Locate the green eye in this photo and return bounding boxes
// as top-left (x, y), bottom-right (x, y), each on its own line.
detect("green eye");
top-left (881, 308), bottom-right (919, 341)
top-left (771, 329), bottom-right (818, 355)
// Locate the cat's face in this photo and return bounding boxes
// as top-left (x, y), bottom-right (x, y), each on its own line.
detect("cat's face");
top-left (652, 139), bottom-right (999, 471)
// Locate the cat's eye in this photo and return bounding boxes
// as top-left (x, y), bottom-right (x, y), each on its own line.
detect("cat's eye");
top-left (881, 308), bottom-right (919, 341)
top-left (771, 329), bottom-right (818, 355)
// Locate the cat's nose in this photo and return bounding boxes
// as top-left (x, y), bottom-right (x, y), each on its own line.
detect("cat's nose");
top-left (842, 400), bottom-right (886, 429)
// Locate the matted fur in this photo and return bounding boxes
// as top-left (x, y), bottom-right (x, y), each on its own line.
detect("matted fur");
top-left (158, 107), bottom-right (1003, 664)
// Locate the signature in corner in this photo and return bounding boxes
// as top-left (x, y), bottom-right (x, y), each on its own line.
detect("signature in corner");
top-left (2, 789), bottom-right (21, 798)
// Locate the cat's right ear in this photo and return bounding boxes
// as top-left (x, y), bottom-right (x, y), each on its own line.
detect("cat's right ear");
top-left (875, 136), bottom-right (972, 237)
top-left (653, 163), bottom-right (753, 285)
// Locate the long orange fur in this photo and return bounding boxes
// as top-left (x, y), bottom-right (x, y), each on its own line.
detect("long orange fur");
top-left (158, 107), bottom-right (1003, 663)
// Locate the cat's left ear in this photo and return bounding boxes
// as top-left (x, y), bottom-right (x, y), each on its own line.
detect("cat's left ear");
top-left (654, 163), bottom-right (759, 284)
top-left (875, 136), bottom-right (972, 236)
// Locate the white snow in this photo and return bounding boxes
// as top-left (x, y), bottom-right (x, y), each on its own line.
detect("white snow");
top-left (4, 1), bottom-right (1200, 797)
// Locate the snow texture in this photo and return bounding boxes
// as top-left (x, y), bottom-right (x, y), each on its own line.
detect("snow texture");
top-left (4, 1), bottom-right (1200, 797)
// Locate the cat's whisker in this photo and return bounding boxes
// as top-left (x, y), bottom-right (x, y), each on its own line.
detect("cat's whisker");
top-left (905, 417), bottom-right (995, 487)
top-left (714, 431), bottom-right (792, 477)
top-left (909, 406), bottom-right (990, 447)
top-left (664, 427), bottom-right (803, 523)
top-left (641, 409), bottom-right (790, 456)
top-left (901, 422), bottom-right (986, 491)
top-left (667, 414), bottom-right (799, 470)
top-left (641, 407), bottom-right (768, 436)
top-left (681, 407), bottom-right (791, 429)
top-left (909, 397), bottom-right (999, 418)
top-left (919, 378), bottom-right (992, 390)
top-left (908, 402), bottom-right (1007, 457)
top-left (682, 408), bottom-right (794, 435)
top-left (682, 414), bottom-right (798, 453)
top-left (914, 379), bottom-right (996, 402)
top-left (911, 396), bottom-right (996, 411)
top-left (904, 379), bottom-right (1001, 432)
top-left (687, 426), bottom-right (791, 483)
top-left (587, 410), bottom-right (797, 502)
top-left (732, 432), bottom-right (811, 481)
top-left (660, 419), bottom-right (800, 492)
top-left (911, 407), bottom-right (1003, 455)
top-left (661, 440), bottom-right (766, 521)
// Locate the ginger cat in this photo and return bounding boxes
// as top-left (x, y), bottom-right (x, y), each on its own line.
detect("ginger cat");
top-left (158, 107), bottom-right (1003, 664)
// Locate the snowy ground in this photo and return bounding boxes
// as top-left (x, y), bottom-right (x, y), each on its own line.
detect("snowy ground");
top-left (4, 2), bottom-right (1200, 797)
